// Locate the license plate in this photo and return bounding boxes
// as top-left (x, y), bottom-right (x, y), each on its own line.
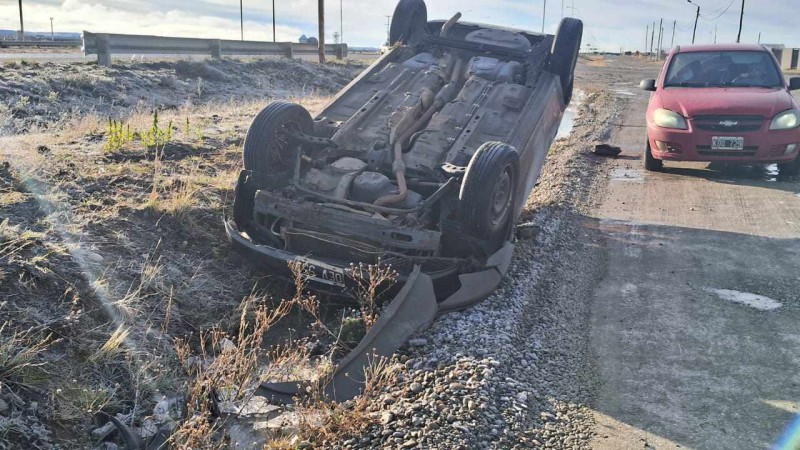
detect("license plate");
top-left (711, 136), bottom-right (744, 150)
top-left (296, 257), bottom-right (346, 287)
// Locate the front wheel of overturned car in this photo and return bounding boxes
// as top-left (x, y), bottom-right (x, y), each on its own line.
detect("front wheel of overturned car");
top-left (243, 101), bottom-right (313, 175)
top-left (549, 17), bottom-right (583, 105)
top-left (460, 142), bottom-right (520, 250)
top-left (389, 0), bottom-right (428, 46)
top-left (644, 137), bottom-right (663, 171)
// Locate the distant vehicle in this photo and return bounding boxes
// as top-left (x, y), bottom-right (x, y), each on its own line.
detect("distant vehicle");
top-left (640, 44), bottom-right (800, 175)
top-left (227, 0), bottom-right (582, 401)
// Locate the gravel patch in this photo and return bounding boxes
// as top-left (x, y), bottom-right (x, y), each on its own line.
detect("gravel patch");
top-left (315, 91), bottom-right (628, 449)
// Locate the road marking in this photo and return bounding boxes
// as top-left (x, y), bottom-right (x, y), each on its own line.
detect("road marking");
top-left (705, 288), bottom-right (782, 311)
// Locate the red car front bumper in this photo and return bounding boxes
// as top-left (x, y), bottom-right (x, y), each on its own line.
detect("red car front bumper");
top-left (647, 119), bottom-right (800, 163)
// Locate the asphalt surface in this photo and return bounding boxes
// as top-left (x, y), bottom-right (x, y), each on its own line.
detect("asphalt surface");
top-left (581, 57), bottom-right (800, 450)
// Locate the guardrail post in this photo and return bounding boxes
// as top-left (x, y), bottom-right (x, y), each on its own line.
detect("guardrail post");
top-left (335, 44), bottom-right (347, 60)
top-left (210, 39), bottom-right (222, 59)
top-left (97, 34), bottom-right (111, 67)
top-left (283, 43), bottom-right (294, 59)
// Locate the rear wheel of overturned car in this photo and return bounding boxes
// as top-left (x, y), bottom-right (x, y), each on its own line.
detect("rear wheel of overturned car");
top-left (644, 136), bottom-right (663, 171)
top-left (389, 0), bottom-right (428, 46)
top-left (460, 142), bottom-right (520, 250)
top-left (549, 17), bottom-right (583, 105)
top-left (243, 101), bottom-right (313, 175)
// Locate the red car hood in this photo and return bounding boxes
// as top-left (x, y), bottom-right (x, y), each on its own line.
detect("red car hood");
top-left (658, 87), bottom-right (794, 119)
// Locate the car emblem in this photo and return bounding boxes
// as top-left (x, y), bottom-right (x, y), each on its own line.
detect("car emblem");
top-left (719, 120), bottom-right (738, 127)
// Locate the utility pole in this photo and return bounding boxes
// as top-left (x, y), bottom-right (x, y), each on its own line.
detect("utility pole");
top-left (542, 0), bottom-right (546, 33)
top-left (18, 0), bottom-right (24, 41)
top-left (272, 0), bottom-right (276, 42)
top-left (714, 24), bottom-right (717, 43)
top-left (757, 31), bottom-right (761, 44)
top-left (385, 16), bottom-right (391, 44)
top-left (561, 0), bottom-right (564, 19)
top-left (340, 0), bottom-right (343, 47)
top-left (688, 0), bottom-right (700, 44)
top-left (239, 0), bottom-right (243, 40)
top-left (650, 21), bottom-right (655, 59)
top-left (736, 0), bottom-right (745, 43)
top-left (670, 20), bottom-right (676, 50)
top-left (50, 17), bottom-right (54, 41)
top-left (318, 0), bottom-right (326, 63)
top-left (645, 24), bottom-right (649, 54)
top-left (656, 18), bottom-right (663, 60)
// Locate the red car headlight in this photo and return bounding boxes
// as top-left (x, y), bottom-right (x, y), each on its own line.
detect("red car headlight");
top-left (653, 108), bottom-right (688, 130)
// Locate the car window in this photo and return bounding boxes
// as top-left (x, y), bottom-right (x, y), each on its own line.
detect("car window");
top-left (663, 51), bottom-right (783, 88)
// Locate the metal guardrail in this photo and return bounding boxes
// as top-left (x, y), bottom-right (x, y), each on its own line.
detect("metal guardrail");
top-left (0, 40), bottom-right (82, 48)
top-left (82, 31), bottom-right (347, 66)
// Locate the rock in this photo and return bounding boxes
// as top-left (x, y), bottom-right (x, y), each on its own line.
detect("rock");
top-left (153, 396), bottom-right (183, 422)
top-left (409, 382), bottom-right (423, 394)
top-left (402, 439), bottom-right (418, 448)
top-left (0, 399), bottom-right (8, 415)
top-left (408, 338), bottom-right (428, 347)
top-left (138, 419), bottom-right (158, 440)
top-left (297, 441), bottom-right (313, 449)
top-left (381, 411), bottom-right (395, 425)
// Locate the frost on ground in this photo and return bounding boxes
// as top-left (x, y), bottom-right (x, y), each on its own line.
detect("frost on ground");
top-left (0, 57), bottom-right (363, 135)
top-left (0, 57), bottom-right (364, 449)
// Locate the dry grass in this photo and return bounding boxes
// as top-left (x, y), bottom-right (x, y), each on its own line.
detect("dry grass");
top-left (0, 322), bottom-right (53, 390)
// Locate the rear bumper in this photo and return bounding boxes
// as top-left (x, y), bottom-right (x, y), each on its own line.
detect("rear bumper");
top-left (225, 217), bottom-right (514, 311)
top-left (647, 123), bottom-right (800, 163)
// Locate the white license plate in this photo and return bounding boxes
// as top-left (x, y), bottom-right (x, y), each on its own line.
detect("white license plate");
top-left (296, 257), bottom-right (346, 287)
top-left (711, 136), bottom-right (744, 150)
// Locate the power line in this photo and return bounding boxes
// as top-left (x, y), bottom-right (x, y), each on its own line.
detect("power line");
top-left (699, 0), bottom-right (735, 20)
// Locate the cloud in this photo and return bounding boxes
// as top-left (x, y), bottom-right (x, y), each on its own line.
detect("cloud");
top-left (1, 0), bottom-right (795, 51)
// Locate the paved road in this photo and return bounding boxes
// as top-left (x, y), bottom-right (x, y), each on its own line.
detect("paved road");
top-left (581, 57), bottom-right (800, 449)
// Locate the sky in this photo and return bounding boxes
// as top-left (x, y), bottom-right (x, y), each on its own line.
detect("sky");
top-left (1, 0), bottom-right (796, 51)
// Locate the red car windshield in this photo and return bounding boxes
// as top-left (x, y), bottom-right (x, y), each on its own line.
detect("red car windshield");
top-left (663, 50), bottom-right (783, 88)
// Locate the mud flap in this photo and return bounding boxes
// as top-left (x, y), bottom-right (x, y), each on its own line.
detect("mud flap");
top-left (255, 265), bottom-right (437, 403)
top-left (437, 241), bottom-right (514, 313)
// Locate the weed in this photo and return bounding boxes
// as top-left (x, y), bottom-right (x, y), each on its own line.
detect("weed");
top-left (0, 322), bottom-right (53, 390)
top-left (89, 325), bottom-right (130, 363)
top-left (350, 260), bottom-right (397, 330)
top-left (46, 91), bottom-right (60, 102)
top-left (104, 118), bottom-right (134, 152)
top-left (14, 96), bottom-right (30, 110)
top-left (52, 379), bottom-right (120, 423)
top-left (140, 110), bottom-right (173, 151)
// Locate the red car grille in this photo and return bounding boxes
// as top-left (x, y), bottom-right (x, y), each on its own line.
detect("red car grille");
top-left (697, 145), bottom-right (758, 157)
top-left (692, 115), bottom-right (764, 133)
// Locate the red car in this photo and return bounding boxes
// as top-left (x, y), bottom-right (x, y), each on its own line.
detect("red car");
top-left (640, 44), bottom-right (800, 175)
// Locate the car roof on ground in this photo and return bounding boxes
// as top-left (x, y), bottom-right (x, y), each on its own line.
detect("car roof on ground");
top-left (675, 43), bottom-right (767, 53)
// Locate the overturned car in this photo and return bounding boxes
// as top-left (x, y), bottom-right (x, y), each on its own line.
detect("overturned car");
top-left (226, 0), bottom-right (582, 401)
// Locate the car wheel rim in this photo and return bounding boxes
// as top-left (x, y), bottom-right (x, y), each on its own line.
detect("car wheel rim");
top-left (270, 120), bottom-right (301, 172)
top-left (489, 167), bottom-right (512, 228)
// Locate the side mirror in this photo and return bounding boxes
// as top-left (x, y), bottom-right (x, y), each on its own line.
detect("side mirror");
top-left (640, 79), bottom-right (657, 91)
top-left (789, 77), bottom-right (800, 91)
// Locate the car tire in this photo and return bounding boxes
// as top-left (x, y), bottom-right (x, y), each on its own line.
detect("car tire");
top-left (778, 156), bottom-right (800, 176)
top-left (389, 0), bottom-right (428, 46)
top-left (644, 137), bottom-right (663, 171)
top-left (243, 102), bottom-right (313, 174)
top-left (549, 17), bottom-right (583, 105)
top-left (460, 142), bottom-right (520, 249)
